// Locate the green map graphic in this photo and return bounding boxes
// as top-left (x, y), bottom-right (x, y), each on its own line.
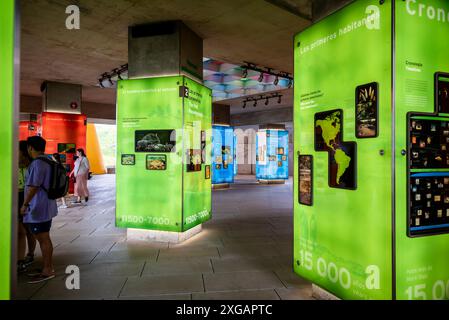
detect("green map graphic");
top-left (316, 111), bottom-right (341, 148)
top-left (316, 111), bottom-right (351, 184)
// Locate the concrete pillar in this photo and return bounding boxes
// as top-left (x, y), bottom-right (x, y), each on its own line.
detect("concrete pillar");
top-left (41, 81), bottom-right (82, 114)
top-left (128, 21), bottom-right (203, 81)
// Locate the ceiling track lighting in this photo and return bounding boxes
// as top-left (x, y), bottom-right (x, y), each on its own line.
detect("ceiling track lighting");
top-left (98, 63), bottom-right (129, 88)
top-left (242, 93), bottom-right (283, 109)
top-left (240, 61), bottom-right (293, 87)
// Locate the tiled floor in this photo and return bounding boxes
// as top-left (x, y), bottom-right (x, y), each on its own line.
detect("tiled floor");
top-left (15, 174), bottom-right (313, 300)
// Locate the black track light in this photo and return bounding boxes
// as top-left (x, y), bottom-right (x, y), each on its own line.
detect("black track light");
top-left (274, 76), bottom-right (279, 86)
top-left (99, 79), bottom-right (105, 88)
top-left (258, 72), bottom-right (264, 83)
top-left (253, 100), bottom-right (257, 107)
top-left (243, 101), bottom-right (247, 109)
top-left (278, 96), bottom-right (282, 104)
top-left (242, 68), bottom-right (248, 78)
top-left (287, 79), bottom-right (293, 88)
top-left (265, 98), bottom-right (269, 105)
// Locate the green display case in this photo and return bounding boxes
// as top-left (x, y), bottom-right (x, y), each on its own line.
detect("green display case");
top-left (116, 76), bottom-right (212, 232)
top-left (294, 0), bottom-right (449, 300)
top-left (0, 0), bottom-right (16, 300)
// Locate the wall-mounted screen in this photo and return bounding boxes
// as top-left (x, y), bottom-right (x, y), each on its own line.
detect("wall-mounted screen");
top-left (146, 154), bottom-right (167, 170)
top-left (299, 155), bottom-right (313, 206)
top-left (356, 82), bottom-right (378, 138)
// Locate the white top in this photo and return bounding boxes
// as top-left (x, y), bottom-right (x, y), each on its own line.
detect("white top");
top-left (74, 156), bottom-right (90, 176)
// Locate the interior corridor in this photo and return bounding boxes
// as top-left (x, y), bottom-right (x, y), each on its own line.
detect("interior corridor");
top-left (16, 175), bottom-right (312, 300)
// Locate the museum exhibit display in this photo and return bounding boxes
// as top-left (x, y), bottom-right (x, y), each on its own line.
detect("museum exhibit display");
top-left (233, 134), bottom-right (238, 176)
top-left (212, 125), bottom-right (235, 185)
top-left (19, 120), bottom-right (40, 140)
top-left (116, 76), bottom-right (212, 233)
top-left (294, 0), bottom-right (449, 300)
top-left (0, 0), bottom-right (16, 300)
top-left (256, 129), bottom-right (289, 181)
top-left (39, 112), bottom-right (87, 193)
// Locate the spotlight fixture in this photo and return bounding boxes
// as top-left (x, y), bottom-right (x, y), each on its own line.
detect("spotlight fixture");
top-left (242, 68), bottom-right (248, 78)
top-left (240, 61), bottom-right (293, 88)
top-left (98, 63), bottom-right (129, 88)
top-left (287, 79), bottom-right (293, 88)
top-left (265, 98), bottom-right (269, 105)
top-left (243, 101), bottom-right (247, 109)
top-left (278, 95), bottom-right (282, 104)
top-left (254, 100), bottom-right (257, 107)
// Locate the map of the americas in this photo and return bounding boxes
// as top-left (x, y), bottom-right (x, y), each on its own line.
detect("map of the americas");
top-left (316, 111), bottom-right (351, 184)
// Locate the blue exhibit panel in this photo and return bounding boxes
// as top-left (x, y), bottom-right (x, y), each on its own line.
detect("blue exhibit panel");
top-left (212, 125), bottom-right (235, 184)
top-left (256, 130), bottom-right (289, 180)
top-left (233, 135), bottom-right (238, 176)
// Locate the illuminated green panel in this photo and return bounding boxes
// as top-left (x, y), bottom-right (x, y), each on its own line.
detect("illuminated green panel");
top-left (0, 0), bottom-right (15, 301)
top-left (116, 76), bottom-right (211, 232)
top-left (294, 0), bottom-right (393, 300)
top-left (395, 0), bottom-right (449, 300)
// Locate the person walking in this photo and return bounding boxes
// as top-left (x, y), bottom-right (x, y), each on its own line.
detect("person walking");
top-left (17, 141), bottom-right (36, 272)
top-left (52, 153), bottom-right (69, 209)
top-left (70, 148), bottom-right (90, 204)
top-left (21, 136), bottom-right (58, 283)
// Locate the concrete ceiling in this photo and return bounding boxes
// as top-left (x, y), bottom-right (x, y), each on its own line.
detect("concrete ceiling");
top-left (20, 0), bottom-right (312, 105)
top-left (20, 0), bottom-right (353, 112)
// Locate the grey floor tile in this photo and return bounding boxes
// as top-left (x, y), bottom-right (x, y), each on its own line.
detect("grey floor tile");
top-left (91, 248), bottom-right (159, 263)
top-left (31, 275), bottom-right (127, 300)
top-left (211, 257), bottom-right (278, 273)
top-left (78, 261), bottom-right (145, 277)
top-left (203, 271), bottom-right (285, 292)
top-left (118, 294), bottom-right (191, 300)
top-left (120, 274), bottom-right (204, 297)
top-left (275, 287), bottom-right (314, 300)
top-left (142, 259), bottom-right (212, 276)
top-left (193, 289), bottom-right (280, 300)
top-left (274, 268), bottom-right (312, 289)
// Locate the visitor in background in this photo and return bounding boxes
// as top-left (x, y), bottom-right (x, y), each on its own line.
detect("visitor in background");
top-left (70, 148), bottom-right (90, 204)
top-left (52, 153), bottom-right (69, 209)
top-left (17, 140), bottom-right (36, 272)
top-left (21, 136), bottom-right (58, 283)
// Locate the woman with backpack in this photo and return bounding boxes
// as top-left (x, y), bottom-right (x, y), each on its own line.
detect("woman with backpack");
top-left (70, 148), bottom-right (90, 204)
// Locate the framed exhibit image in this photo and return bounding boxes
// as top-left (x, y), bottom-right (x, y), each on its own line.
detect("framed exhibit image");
top-left (146, 154), bottom-right (166, 170)
top-left (58, 143), bottom-right (76, 154)
top-left (277, 147), bottom-right (285, 155)
top-left (356, 82), bottom-right (379, 138)
top-left (315, 109), bottom-right (357, 190)
top-left (135, 130), bottom-right (176, 152)
top-left (328, 142), bottom-right (357, 190)
top-left (437, 73), bottom-right (449, 114)
top-left (186, 149), bottom-right (202, 172)
top-left (315, 109), bottom-right (343, 152)
top-left (299, 155), bottom-right (313, 206)
top-left (121, 154), bottom-right (135, 166)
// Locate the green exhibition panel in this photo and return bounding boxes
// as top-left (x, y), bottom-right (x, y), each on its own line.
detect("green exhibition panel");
top-left (294, 0), bottom-right (449, 300)
top-left (0, 0), bottom-right (15, 300)
top-left (116, 76), bottom-right (212, 232)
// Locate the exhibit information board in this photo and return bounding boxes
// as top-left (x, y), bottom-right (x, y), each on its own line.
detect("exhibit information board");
top-left (395, 0), bottom-right (449, 300)
top-left (0, 0), bottom-right (15, 300)
top-left (294, 0), bottom-right (393, 300)
top-left (116, 76), bottom-right (211, 232)
top-left (256, 130), bottom-right (289, 180)
top-left (212, 125), bottom-right (235, 184)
